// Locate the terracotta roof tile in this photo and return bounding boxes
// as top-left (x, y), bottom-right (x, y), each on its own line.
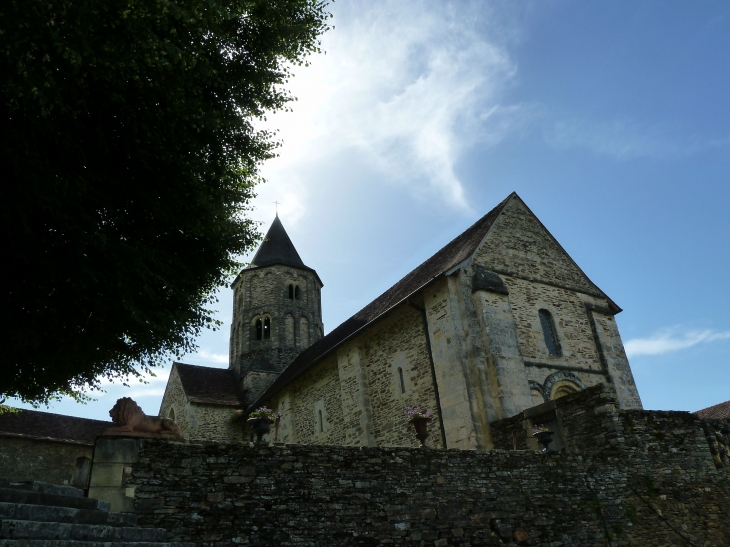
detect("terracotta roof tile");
top-left (175, 362), bottom-right (245, 407)
top-left (251, 193), bottom-right (515, 407)
top-left (0, 409), bottom-right (110, 445)
top-left (694, 400), bottom-right (730, 420)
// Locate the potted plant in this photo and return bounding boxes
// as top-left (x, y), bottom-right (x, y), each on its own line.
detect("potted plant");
top-left (247, 407), bottom-right (281, 444)
top-left (406, 406), bottom-right (433, 448)
top-left (532, 423), bottom-right (554, 452)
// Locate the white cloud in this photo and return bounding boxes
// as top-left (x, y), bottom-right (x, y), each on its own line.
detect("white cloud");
top-left (256, 0), bottom-right (524, 217)
top-left (625, 328), bottom-right (730, 358)
top-left (195, 349), bottom-right (229, 365)
top-left (123, 388), bottom-right (167, 399)
top-left (95, 368), bottom-right (170, 387)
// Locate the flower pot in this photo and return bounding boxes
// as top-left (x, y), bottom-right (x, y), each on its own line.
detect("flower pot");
top-left (534, 430), bottom-right (555, 452)
top-left (410, 417), bottom-right (432, 448)
top-left (247, 417), bottom-right (273, 444)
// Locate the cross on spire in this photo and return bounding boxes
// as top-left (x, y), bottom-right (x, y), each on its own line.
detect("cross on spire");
top-left (273, 200), bottom-right (281, 215)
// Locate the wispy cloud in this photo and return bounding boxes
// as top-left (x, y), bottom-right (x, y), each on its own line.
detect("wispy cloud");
top-left (625, 328), bottom-right (730, 358)
top-left (256, 0), bottom-right (525, 217)
top-left (546, 118), bottom-right (705, 161)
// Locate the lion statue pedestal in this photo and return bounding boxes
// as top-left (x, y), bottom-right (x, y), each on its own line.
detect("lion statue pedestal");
top-left (104, 397), bottom-right (183, 439)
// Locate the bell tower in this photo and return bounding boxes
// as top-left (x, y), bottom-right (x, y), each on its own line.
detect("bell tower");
top-left (229, 215), bottom-right (323, 406)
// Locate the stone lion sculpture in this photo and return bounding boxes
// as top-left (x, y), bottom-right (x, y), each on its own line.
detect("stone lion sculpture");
top-left (106, 397), bottom-right (182, 437)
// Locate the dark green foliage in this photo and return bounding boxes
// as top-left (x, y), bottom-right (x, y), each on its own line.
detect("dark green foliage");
top-left (1, 0), bottom-right (330, 405)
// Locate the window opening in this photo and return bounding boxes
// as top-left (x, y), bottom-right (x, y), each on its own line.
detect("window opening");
top-left (168, 408), bottom-right (175, 421)
top-left (263, 317), bottom-right (271, 339)
top-left (539, 309), bottom-right (561, 356)
top-left (288, 284), bottom-right (294, 300)
top-left (295, 285), bottom-right (301, 300)
top-left (255, 318), bottom-right (263, 340)
top-left (318, 409), bottom-right (324, 433)
top-left (398, 367), bottom-right (406, 394)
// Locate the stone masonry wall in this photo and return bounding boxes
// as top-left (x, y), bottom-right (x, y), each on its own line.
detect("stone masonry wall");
top-left (500, 276), bottom-right (602, 371)
top-left (126, 440), bottom-right (609, 546)
top-left (361, 305), bottom-right (443, 449)
top-left (474, 197), bottom-right (599, 296)
top-left (231, 265), bottom-right (323, 375)
top-left (268, 305), bottom-right (443, 449)
top-left (159, 367), bottom-right (190, 435)
top-left (270, 354), bottom-right (345, 446)
top-left (0, 436), bottom-right (92, 484)
top-left (159, 366), bottom-right (244, 442)
top-left (120, 409), bottom-right (730, 547)
top-left (491, 385), bottom-right (730, 545)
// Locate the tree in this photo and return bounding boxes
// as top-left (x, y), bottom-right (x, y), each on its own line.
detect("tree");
top-left (1, 0), bottom-right (330, 406)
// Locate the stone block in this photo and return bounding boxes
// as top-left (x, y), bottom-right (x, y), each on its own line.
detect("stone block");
top-left (89, 463), bottom-right (124, 487)
top-left (93, 437), bottom-right (139, 463)
top-left (87, 486), bottom-right (135, 513)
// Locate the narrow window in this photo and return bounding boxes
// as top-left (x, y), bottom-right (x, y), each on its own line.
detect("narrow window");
top-left (263, 317), bottom-right (271, 339)
top-left (295, 285), bottom-right (301, 300)
top-left (255, 318), bottom-right (263, 340)
top-left (168, 408), bottom-right (175, 421)
top-left (318, 409), bottom-right (324, 433)
top-left (539, 309), bottom-right (561, 356)
top-left (398, 367), bottom-right (406, 394)
top-left (288, 284), bottom-right (294, 299)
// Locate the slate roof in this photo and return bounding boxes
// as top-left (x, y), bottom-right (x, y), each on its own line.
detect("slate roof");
top-left (0, 409), bottom-right (110, 446)
top-left (240, 215), bottom-right (323, 286)
top-left (174, 362), bottom-right (245, 407)
top-left (251, 193), bottom-right (516, 408)
top-left (694, 400), bottom-right (730, 420)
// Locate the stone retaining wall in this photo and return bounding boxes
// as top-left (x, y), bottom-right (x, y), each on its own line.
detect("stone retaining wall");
top-left (97, 386), bottom-right (730, 546)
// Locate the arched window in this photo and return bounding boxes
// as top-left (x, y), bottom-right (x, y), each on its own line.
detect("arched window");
top-left (288, 284), bottom-right (294, 300)
top-left (294, 285), bottom-right (301, 300)
top-left (539, 309), bottom-right (561, 356)
top-left (263, 317), bottom-right (271, 339)
top-left (168, 408), bottom-right (175, 421)
top-left (398, 367), bottom-right (406, 394)
top-left (255, 318), bottom-right (263, 340)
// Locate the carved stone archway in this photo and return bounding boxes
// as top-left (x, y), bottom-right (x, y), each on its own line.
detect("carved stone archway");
top-left (542, 371), bottom-right (586, 401)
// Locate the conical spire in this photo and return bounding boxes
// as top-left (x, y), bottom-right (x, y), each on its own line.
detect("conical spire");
top-left (251, 216), bottom-right (307, 269)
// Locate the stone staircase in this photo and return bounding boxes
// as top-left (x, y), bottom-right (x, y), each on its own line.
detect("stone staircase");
top-left (0, 478), bottom-right (194, 547)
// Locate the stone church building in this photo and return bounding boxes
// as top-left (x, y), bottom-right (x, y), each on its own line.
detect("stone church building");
top-left (159, 192), bottom-right (642, 449)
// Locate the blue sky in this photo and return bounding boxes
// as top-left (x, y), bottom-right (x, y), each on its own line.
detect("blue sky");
top-left (16, 0), bottom-right (730, 420)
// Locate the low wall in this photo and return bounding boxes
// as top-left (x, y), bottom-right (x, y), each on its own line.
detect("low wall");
top-left (91, 385), bottom-right (729, 546)
top-left (127, 440), bottom-right (611, 546)
top-left (0, 436), bottom-right (92, 485)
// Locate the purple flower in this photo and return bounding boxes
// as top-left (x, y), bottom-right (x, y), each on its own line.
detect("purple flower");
top-left (405, 405), bottom-right (433, 422)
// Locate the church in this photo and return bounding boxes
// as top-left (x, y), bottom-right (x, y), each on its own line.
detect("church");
top-left (159, 192), bottom-right (643, 449)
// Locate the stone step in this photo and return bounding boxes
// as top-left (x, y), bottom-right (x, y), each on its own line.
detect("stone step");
top-left (11, 482), bottom-right (84, 499)
top-left (0, 521), bottom-right (166, 543)
top-left (0, 542), bottom-right (195, 547)
top-left (0, 489), bottom-right (110, 513)
top-left (0, 503), bottom-right (137, 527)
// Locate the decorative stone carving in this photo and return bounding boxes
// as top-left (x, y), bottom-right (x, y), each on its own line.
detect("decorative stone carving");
top-left (104, 397), bottom-right (182, 437)
top-left (528, 380), bottom-right (547, 404)
top-left (541, 371), bottom-right (586, 401)
top-left (471, 266), bottom-right (509, 294)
